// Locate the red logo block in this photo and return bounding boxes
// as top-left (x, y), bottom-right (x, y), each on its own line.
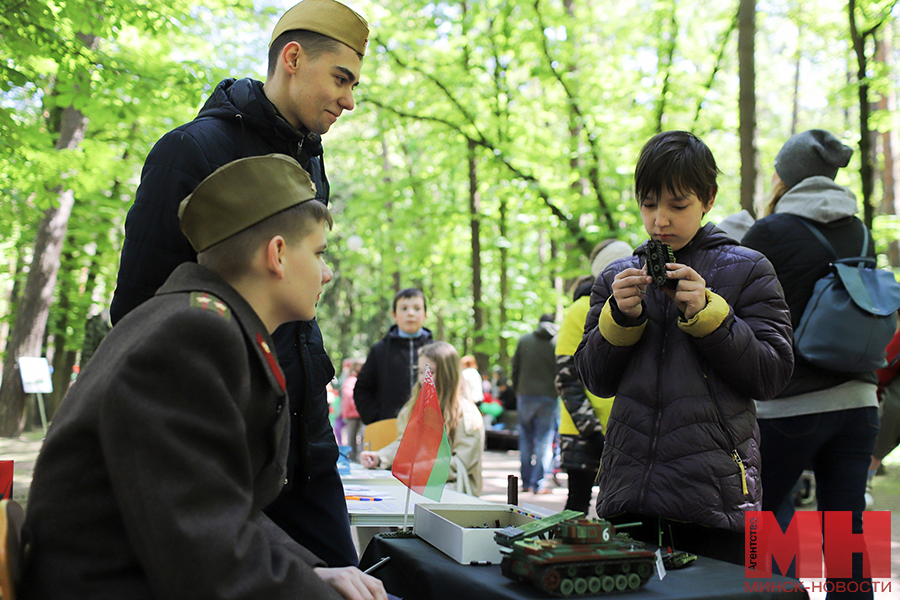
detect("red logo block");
top-left (745, 511), bottom-right (891, 579)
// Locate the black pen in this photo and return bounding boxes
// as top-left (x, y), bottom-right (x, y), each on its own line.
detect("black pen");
top-left (363, 556), bottom-right (391, 574)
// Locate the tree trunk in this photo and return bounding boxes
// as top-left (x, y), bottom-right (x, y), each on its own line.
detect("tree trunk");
top-left (498, 196), bottom-right (509, 372)
top-left (0, 109), bottom-right (86, 436)
top-left (791, 25), bottom-right (802, 136)
top-left (467, 140), bottom-right (487, 370)
top-left (849, 0), bottom-right (876, 229)
top-left (738, 0), bottom-right (760, 217)
top-left (876, 27), bottom-right (900, 266)
top-left (655, 1), bottom-right (678, 133)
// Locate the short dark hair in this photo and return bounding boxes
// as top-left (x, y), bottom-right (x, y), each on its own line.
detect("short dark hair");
top-left (268, 29), bottom-right (361, 77)
top-left (392, 288), bottom-right (426, 313)
top-left (198, 200), bottom-right (333, 278)
top-left (539, 313), bottom-right (555, 323)
top-left (634, 131), bottom-right (721, 207)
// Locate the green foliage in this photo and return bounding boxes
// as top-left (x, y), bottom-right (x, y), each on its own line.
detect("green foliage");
top-left (316, 0), bottom-right (900, 368)
top-left (0, 0), bottom-right (271, 362)
top-left (3, 0), bottom-right (899, 373)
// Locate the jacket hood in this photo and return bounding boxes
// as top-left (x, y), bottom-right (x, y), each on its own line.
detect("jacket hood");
top-left (773, 176), bottom-right (858, 224)
top-left (574, 280), bottom-right (593, 301)
top-left (385, 324), bottom-right (433, 340)
top-left (197, 78), bottom-right (323, 159)
top-left (534, 321), bottom-right (558, 339)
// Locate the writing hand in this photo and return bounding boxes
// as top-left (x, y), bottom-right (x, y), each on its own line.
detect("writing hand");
top-left (359, 452), bottom-right (380, 469)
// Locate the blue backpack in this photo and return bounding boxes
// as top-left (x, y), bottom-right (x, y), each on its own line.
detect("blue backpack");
top-left (791, 216), bottom-right (900, 372)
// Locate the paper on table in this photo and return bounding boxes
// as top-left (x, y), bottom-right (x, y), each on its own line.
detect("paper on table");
top-left (344, 484), bottom-right (407, 515)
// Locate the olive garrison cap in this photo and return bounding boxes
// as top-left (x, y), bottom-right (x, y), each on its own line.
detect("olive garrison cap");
top-left (178, 154), bottom-right (317, 253)
top-left (269, 0), bottom-right (369, 56)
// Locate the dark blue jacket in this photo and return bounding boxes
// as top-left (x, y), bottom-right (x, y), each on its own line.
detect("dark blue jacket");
top-left (109, 78), bottom-right (356, 566)
top-left (575, 224), bottom-right (794, 531)
top-left (742, 212), bottom-right (878, 397)
top-left (353, 325), bottom-right (434, 425)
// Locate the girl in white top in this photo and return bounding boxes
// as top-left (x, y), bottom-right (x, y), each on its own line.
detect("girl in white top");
top-left (460, 354), bottom-right (485, 404)
top-left (359, 342), bottom-right (485, 495)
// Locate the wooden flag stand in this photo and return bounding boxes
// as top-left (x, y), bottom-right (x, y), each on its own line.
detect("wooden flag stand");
top-left (33, 392), bottom-right (49, 434)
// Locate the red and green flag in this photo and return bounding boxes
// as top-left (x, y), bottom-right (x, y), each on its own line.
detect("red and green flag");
top-left (391, 368), bottom-right (451, 501)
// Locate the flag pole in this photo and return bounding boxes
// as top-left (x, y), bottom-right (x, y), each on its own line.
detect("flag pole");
top-left (402, 486), bottom-right (411, 530)
top-left (402, 366), bottom-right (430, 530)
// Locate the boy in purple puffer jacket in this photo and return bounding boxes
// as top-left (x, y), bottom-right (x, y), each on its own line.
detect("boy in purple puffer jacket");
top-left (575, 131), bottom-right (794, 565)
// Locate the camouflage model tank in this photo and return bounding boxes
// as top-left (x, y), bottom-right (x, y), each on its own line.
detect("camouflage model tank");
top-left (499, 518), bottom-right (657, 597)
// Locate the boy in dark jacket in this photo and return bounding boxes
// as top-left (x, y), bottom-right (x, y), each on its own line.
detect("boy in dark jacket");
top-left (354, 288), bottom-right (433, 424)
top-left (575, 131), bottom-right (793, 565)
top-left (22, 155), bottom-right (385, 600)
top-left (109, 0), bottom-right (368, 566)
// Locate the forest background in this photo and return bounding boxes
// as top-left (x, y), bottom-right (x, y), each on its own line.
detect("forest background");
top-left (1, 0), bottom-right (899, 435)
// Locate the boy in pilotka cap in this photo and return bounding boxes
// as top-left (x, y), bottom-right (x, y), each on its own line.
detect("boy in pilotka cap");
top-left (22, 155), bottom-right (386, 600)
top-left (112, 0), bottom-right (370, 567)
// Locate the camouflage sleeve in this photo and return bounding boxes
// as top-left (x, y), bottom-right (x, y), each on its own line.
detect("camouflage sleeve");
top-left (555, 354), bottom-right (603, 437)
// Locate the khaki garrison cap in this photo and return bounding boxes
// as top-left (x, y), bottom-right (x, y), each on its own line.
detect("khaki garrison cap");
top-left (178, 154), bottom-right (317, 253)
top-left (269, 0), bottom-right (369, 56)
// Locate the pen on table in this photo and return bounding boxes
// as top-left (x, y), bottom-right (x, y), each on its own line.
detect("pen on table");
top-left (363, 556), bottom-right (391, 574)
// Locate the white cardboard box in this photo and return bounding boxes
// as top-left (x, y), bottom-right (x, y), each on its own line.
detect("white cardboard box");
top-left (414, 503), bottom-right (543, 564)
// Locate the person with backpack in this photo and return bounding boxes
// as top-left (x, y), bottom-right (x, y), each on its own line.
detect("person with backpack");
top-left (742, 129), bottom-right (881, 598)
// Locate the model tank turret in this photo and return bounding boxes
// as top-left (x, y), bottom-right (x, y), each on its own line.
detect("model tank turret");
top-left (499, 518), bottom-right (656, 597)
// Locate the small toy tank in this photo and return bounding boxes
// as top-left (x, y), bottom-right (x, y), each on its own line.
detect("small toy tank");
top-left (644, 239), bottom-right (677, 290)
top-left (500, 518), bottom-right (656, 597)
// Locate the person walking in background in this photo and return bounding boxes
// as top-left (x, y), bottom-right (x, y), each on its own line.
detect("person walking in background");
top-left (743, 129), bottom-right (881, 595)
top-left (555, 239), bottom-right (633, 514)
top-left (354, 288), bottom-right (434, 424)
top-left (512, 314), bottom-right (560, 494)
top-left (460, 355), bottom-right (485, 404)
top-left (495, 377), bottom-right (517, 411)
top-left (359, 342), bottom-right (485, 496)
top-left (576, 131), bottom-right (793, 565)
top-left (340, 358), bottom-right (364, 461)
top-left (107, 0), bottom-right (369, 568)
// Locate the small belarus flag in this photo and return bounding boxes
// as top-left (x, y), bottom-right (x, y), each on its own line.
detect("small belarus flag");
top-left (391, 367), bottom-right (452, 501)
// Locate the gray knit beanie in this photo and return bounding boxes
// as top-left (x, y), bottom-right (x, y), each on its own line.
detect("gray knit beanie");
top-left (774, 129), bottom-right (853, 189)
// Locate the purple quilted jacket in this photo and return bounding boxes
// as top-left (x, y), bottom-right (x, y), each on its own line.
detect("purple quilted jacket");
top-left (574, 223), bottom-right (793, 531)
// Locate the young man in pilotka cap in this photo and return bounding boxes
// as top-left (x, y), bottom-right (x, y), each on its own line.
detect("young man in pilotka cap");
top-left (21, 155), bottom-right (387, 600)
top-left (110, 0), bottom-right (369, 566)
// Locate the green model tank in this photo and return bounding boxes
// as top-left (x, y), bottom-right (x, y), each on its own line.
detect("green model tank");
top-left (500, 518), bottom-right (657, 597)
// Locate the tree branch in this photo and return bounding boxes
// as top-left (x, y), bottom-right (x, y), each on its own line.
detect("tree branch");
top-left (532, 0), bottom-right (615, 231)
top-left (694, 6), bottom-right (739, 127)
top-left (364, 97), bottom-right (594, 255)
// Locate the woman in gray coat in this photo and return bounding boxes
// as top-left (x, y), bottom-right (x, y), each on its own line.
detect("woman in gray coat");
top-left (743, 130), bottom-right (880, 597)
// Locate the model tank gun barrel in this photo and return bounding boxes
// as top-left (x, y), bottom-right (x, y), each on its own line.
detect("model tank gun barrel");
top-left (613, 522), bottom-right (641, 530)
